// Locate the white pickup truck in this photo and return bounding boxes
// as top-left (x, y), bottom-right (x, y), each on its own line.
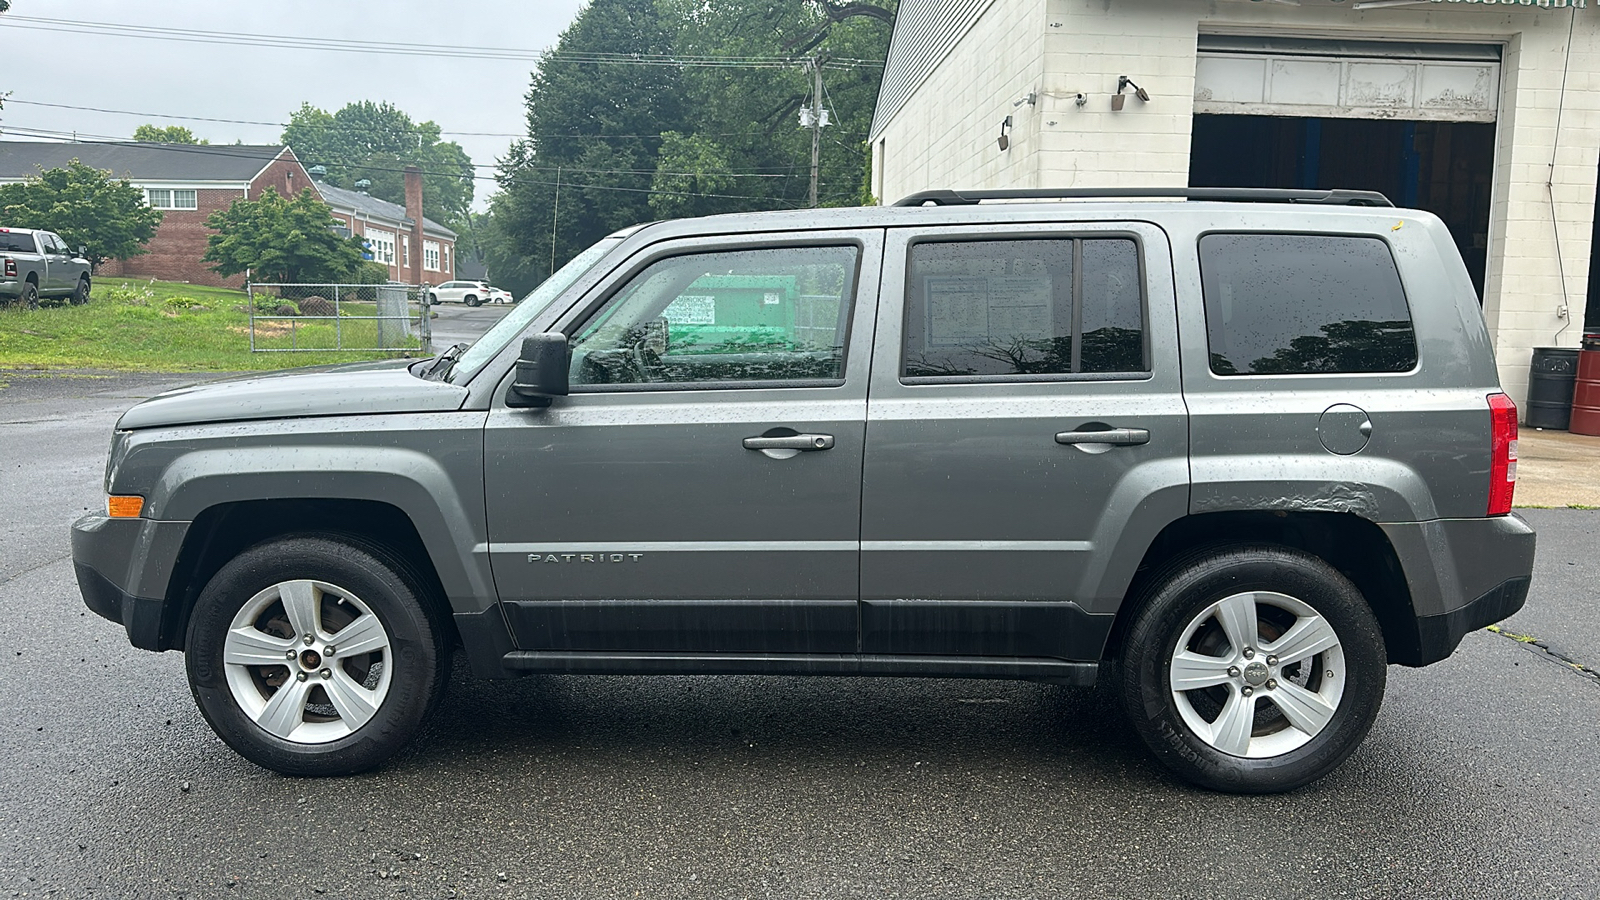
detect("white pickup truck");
top-left (0, 227), bottom-right (92, 309)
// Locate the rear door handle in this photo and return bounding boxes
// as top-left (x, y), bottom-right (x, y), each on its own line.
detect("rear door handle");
top-left (1055, 428), bottom-right (1150, 446)
top-left (743, 433), bottom-right (835, 451)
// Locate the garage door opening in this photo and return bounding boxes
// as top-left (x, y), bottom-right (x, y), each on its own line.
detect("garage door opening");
top-left (1189, 114), bottom-right (1495, 297)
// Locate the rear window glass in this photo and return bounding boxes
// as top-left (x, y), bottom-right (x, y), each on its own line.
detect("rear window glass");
top-left (902, 238), bottom-right (1146, 379)
top-left (1199, 233), bottom-right (1416, 376)
top-left (0, 233), bottom-right (34, 253)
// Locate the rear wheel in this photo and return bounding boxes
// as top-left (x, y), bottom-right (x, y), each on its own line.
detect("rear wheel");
top-left (185, 535), bottom-right (450, 776)
top-left (18, 281), bottom-right (37, 310)
top-left (70, 276), bottom-right (90, 305)
top-left (1117, 545), bottom-right (1386, 793)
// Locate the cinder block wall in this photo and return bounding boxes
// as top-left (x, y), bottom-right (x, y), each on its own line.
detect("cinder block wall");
top-left (874, 0), bottom-right (1600, 410)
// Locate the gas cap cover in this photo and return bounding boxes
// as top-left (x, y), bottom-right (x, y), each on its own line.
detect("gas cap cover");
top-left (1318, 404), bottom-right (1372, 455)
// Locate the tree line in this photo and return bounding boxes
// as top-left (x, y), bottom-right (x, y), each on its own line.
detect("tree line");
top-left (482, 0), bottom-right (895, 296)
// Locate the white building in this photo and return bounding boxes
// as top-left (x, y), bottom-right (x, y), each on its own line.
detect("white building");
top-left (868, 0), bottom-right (1598, 409)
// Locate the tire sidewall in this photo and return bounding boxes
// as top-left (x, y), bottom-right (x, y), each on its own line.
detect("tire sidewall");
top-left (21, 282), bottom-right (37, 309)
top-left (185, 537), bottom-right (443, 776)
top-left (1121, 547), bottom-right (1387, 793)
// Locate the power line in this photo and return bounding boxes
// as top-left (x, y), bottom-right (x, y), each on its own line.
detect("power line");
top-left (0, 16), bottom-right (881, 68)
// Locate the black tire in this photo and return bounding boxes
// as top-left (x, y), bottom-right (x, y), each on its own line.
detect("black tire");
top-left (427, 293), bottom-right (438, 305)
top-left (18, 280), bottom-right (37, 310)
top-left (185, 535), bottom-right (450, 776)
top-left (1117, 544), bottom-right (1386, 794)
top-left (70, 276), bottom-right (90, 305)
top-left (464, 294), bottom-right (480, 308)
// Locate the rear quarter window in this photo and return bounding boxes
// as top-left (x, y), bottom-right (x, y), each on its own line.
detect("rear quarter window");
top-left (1199, 233), bottom-right (1417, 376)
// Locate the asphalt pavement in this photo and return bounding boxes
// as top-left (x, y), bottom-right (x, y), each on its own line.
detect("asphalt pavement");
top-left (1, 370), bottom-right (1598, 899)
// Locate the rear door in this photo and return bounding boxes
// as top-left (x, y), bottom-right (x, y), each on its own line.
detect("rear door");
top-left (484, 229), bottom-right (881, 655)
top-left (859, 221), bottom-right (1189, 661)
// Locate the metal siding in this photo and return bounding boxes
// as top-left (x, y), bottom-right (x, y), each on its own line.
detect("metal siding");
top-left (869, 0), bottom-right (996, 140)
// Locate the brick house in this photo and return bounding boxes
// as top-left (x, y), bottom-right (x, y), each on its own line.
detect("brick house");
top-left (0, 141), bottom-right (310, 287)
top-left (869, 0), bottom-right (1599, 410)
top-left (314, 168), bottom-right (458, 285)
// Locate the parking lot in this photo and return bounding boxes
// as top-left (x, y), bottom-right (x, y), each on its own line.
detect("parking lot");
top-left (2, 367), bottom-right (1597, 899)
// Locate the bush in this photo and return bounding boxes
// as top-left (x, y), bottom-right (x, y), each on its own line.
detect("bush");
top-left (101, 281), bottom-right (156, 306)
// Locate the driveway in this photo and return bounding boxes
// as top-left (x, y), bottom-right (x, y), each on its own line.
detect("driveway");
top-left (2, 371), bottom-right (1597, 899)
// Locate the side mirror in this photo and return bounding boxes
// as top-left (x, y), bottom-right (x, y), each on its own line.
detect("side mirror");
top-left (507, 333), bottom-right (569, 408)
top-left (78, 245), bottom-right (88, 257)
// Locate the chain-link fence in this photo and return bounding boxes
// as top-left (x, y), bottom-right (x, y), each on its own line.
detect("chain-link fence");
top-left (247, 283), bottom-right (432, 353)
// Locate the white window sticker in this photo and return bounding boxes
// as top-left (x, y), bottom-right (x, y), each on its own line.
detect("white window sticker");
top-left (924, 275), bottom-right (1053, 348)
top-left (763, 291), bottom-right (782, 306)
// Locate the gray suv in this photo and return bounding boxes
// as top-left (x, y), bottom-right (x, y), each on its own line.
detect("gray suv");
top-left (71, 188), bottom-right (1535, 793)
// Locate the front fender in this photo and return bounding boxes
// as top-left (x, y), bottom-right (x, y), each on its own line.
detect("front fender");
top-left (125, 412), bottom-right (494, 612)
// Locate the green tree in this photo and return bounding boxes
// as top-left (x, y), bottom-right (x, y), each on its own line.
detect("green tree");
top-left (132, 124), bottom-right (208, 144)
top-left (490, 0), bottom-right (893, 288)
top-left (282, 100), bottom-right (474, 230)
top-left (202, 187), bottom-right (365, 284)
top-left (492, 0), bottom-right (685, 289)
top-left (0, 160), bottom-right (164, 268)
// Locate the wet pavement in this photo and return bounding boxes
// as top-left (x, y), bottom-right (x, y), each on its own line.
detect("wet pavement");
top-left (1, 372), bottom-right (1597, 899)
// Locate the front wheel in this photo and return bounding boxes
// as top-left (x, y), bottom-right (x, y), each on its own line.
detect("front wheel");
top-left (464, 294), bottom-right (481, 308)
top-left (185, 535), bottom-right (450, 776)
top-left (1117, 545), bottom-right (1386, 793)
top-left (70, 276), bottom-right (90, 305)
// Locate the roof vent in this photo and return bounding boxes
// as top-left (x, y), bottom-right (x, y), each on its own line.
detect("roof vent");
top-left (354, 178), bottom-right (371, 193)
top-left (308, 165), bottom-right (327, 180)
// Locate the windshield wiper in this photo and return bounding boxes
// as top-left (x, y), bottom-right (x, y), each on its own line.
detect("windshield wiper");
top-left (422, 342), bottom-right (469, 381)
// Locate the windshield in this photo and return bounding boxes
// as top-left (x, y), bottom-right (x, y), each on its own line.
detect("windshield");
top-left (446, 237), bottom-right (622, 383)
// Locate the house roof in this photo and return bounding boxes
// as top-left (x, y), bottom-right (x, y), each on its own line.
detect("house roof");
top-left (313, 180), bottom-right (458, 240)
top-left (0, 140), bottom-right (291, 183)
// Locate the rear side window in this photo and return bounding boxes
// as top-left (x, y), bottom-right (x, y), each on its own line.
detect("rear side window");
top-left (1199, 233), bottom-right (1416, 376)
top-left (0, 233), bottom-right (33, 253)
top-left (902, 238), bottom-right (1146, 379)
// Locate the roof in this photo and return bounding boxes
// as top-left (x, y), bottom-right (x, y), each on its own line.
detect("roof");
top-left (0, 141), bottom-right (290, 183)
top-left (313, 180), bottom-right (458, 240)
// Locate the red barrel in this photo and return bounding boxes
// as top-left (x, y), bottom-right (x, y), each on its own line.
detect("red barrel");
top-left (1572, 345), bottom-right (1600, 436)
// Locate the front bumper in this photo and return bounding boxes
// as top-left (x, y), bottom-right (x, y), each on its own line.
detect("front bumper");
top-left (71, 514), bottom-right (191, 651)
top-left (1382, 513), bottom-right (1537, 665)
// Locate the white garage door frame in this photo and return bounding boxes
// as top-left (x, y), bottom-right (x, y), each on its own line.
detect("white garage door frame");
top-left (1194, 36), bottom-right (1502, 123)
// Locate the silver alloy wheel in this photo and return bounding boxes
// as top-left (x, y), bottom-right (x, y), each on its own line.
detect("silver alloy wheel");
top-left (222, 579), bottom-right (393, 745)
top-left (1168, 590), bottom-right (1347, 759)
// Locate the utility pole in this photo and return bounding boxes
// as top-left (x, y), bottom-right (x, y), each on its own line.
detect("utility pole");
top-left (799, 58), bottom-right (830, 208)
top-left (550, 165), bottom-right (561, 276)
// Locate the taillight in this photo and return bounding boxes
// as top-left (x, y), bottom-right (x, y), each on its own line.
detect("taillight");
top-left (1488, 392), bottom-right (1518, 516)
top-left (3, 258), bottom-right (14, 277)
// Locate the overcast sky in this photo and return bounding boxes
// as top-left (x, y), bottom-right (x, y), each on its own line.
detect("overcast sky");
top-left (1, 0), bottom-right (589, 209)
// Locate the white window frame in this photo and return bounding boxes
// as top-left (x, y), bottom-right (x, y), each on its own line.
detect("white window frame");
top-left (364, 228), bottom-right (396, 266)
top-left (423, 240), bottom-right (441, 272)
top-left (402, 234), bottom-right (410, 267)
top-left (146, 188), bottom-right (198, 210)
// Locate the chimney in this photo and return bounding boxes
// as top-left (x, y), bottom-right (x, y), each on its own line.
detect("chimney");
top-left (404, 165), bottom-right (426, 285)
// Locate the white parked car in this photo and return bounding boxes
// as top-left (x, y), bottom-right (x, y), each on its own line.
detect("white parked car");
top-left (427, 280), bottom-right (512, 307)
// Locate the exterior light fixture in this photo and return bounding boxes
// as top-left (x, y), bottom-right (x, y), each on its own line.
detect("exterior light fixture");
top-left (1112, 76), bottom-right (1151, 111)
top-left (997, 115), bottom-right (1013, 151)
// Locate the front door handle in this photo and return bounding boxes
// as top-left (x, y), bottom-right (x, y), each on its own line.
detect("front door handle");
top-left (743, 433), bottom-right (835, 451)
top-left (1055, 427), bottom-right (1150, 446)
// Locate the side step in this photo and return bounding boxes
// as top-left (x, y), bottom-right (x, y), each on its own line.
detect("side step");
top-left (500, 651), bottom-right (1099, 685)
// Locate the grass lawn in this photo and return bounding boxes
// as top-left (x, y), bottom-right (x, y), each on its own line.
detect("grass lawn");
top-left (0, 278), bottom-right (426, 371)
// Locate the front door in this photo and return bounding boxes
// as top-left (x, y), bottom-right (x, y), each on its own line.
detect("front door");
top-left (484, 231), bottom-right (882, 655)
top-left (859, 222), bottom-right (1189, 661)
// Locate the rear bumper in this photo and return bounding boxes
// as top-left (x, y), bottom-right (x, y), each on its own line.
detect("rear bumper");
top-left (1382, 514), bottom-right (1536, 665)
top-left (71, 514), bottom-right (191, 651)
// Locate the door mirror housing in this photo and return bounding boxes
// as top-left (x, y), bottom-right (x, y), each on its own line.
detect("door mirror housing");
top-left (78, 245), bottom-right (88, 257)
top-left (507, 333), bottom-right (569, 408)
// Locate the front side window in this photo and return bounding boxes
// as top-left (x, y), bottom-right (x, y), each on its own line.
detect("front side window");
top-left (902, 238), bottom-right (1147, 379)
top-left (1199, 233), bottom-right (1416, 376)
top-left (569, 245), bottom-right (859, 388)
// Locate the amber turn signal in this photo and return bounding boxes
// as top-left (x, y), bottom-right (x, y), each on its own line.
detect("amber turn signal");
top-left (107, 495), bottom-right (144, 518)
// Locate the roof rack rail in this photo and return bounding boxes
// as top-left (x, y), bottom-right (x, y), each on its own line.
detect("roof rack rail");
top-left (892, 188), bottom-right (1394, 208)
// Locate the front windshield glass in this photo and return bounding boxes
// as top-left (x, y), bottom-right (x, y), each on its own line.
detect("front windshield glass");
top-left (447, 237), bottom-right (621, 383)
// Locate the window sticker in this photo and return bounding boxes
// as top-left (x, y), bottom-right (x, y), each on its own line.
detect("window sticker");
top-left (664, 294), bottom-right (716, 325)
top-left (924, 275), bottom-right (1053, 348)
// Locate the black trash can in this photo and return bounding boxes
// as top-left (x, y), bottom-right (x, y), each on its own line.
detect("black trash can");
top-left (1527, 347), bottom-right (1580, 430)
